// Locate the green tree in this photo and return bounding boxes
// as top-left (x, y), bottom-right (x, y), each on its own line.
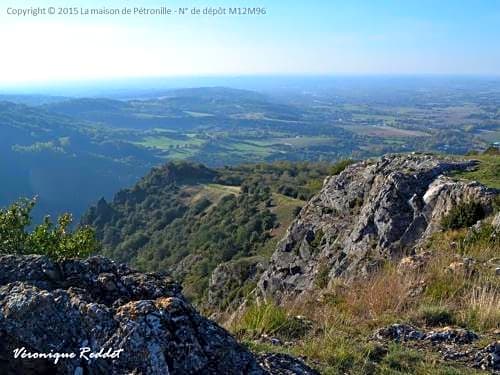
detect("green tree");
top-left (0, 198), bottom-right (99, 260)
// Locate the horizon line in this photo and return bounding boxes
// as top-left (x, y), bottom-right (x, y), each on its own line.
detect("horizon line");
top-left (2, 73), bottom-right (500, 90)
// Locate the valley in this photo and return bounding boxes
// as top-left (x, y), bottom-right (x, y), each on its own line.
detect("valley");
top-left (1, 79), bottom-right (499, 222)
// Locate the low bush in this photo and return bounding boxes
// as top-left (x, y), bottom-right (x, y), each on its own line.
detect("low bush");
top-left (233, 302), bottom-right (309, 340)
top-left (416, 305), bottom-right (455, 326)
top-left (441, 201), bottom-right (485, 230)
top-left (0, 198), bottom-right (98, 260)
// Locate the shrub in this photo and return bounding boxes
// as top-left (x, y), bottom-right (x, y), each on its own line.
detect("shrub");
top-left (0, 198), bottom-right (99, 260)
top-left (330, 159), bottom-right (355, 176)
top-left (314, 262), bottom-right (330, 289)
top-left (417, 305), bottom-right (455, 326)
top-left (483, 146), bottom-right (500, 155)
top-left (309, 229), bottom-right (324, 249)
top-left (462, 222), bottom-right (499, 260)
top-left (441, 201), bottom-right (485, 230)
top-left (233, 302), bottom-right (308, 340)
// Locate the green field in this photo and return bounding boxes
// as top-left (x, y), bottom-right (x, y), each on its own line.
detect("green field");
top-left (455, 154), bottom-right (500, 189)
top-left (136, 136), bottom-right (205, 151)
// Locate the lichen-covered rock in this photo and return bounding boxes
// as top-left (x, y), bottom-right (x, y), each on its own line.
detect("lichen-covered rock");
top-left (397, 252), bottom-right (431, 274)
top-left (257, 353), bottom-right (319, 375)
top-left (374, 324), bottom-right (479, 345)
top-left (208, 256), bottom-right (266, 310)
top-left (0, 255), bottom-right (267, 375)
top-left (374, 324), bottom-right (425, 342)
top-left (374, 324), bottom-right (499, 372)
top-left (258, 154), bottom-right (498, 302)
top-left (474, 341), bottom-right (500, 372)
top-left (425, 327), bottom-right (479, 344)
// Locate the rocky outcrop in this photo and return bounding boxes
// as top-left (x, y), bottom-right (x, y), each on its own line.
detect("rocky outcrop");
top-left (0, 255), bottom-right (313, 375)
top-left (208, 256), bottom-right (266, 310)
top-left (374, 324), bottom-right (499, 372)
top-left (258, 154), bottom-right (498, 301)
top-left (374, 324), bottom-right (479, 344)
top-left (257, 353), bottom-right (319, 375)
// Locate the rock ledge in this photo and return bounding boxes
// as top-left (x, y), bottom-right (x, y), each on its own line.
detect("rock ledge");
top-left (0, 255), bottom-right (314, 374)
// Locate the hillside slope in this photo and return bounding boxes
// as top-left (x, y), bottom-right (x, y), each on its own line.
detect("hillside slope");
top-left (79, 153), bottom-right (499, 373)
top-left (0, 102), bottom-right (156, 220)
top-left (81, 160), bottom-right (343, 306)
top-left (43, 87), bottom-right (303, 129)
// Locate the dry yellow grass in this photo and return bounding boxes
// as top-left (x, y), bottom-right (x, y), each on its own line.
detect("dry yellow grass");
top-left (460, 285), bottom-right (500, 331)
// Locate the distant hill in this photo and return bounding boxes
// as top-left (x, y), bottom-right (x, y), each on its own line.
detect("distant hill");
top-left (0, 101), bottom-right (157, 220)
top-left (0, 94), bottom-right (67, 106)
top-left (43, 87), bottom-right (304, 129)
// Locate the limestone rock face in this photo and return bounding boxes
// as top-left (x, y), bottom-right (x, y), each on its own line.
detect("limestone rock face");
top-left (208, 256), bottom-right (266, 310)
top-left (258, 154), bottom-right (498, 302)
top-left (0, 255), bottom-right (264, 375)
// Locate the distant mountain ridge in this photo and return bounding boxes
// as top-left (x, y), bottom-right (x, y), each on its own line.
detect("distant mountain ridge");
top-left (1, 83), bottom-right (496, 223)
top-left (43, 87), bottom-right (303, 129)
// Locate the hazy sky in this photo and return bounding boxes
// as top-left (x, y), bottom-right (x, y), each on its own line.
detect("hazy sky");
top-left (1, 0), bottom-right (500, 85)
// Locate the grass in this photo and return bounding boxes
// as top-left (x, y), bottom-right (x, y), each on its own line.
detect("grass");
top-left (379, 344), bottom-right (424, 373)
top-left (460, 285), bottom-right (500, 331)
top-left (258, 193), bottom-right (304, 257)
top-left (188, 184), bottom-right (241, 211)
top-left (205, 183), bottom-right (241, 196)
top-left (337, 264), bottom-right (419, 322)
top-left (415, 305), bottom-right (455, 327)
top-left (454, 154), bottom-right (500, 189)
top-left (232, 303), bottom-right (309, 340)
top-left (234, 302), bottom-right (479, 374)
top-left (270, 193), bottom-right (304, 227)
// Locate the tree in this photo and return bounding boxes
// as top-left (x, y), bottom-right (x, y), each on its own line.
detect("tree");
top-left (0, 198), bottom-right (99, 260)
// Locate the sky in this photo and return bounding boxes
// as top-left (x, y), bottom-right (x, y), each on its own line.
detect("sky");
top-left (0, 0), bottom-right (500, 86)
